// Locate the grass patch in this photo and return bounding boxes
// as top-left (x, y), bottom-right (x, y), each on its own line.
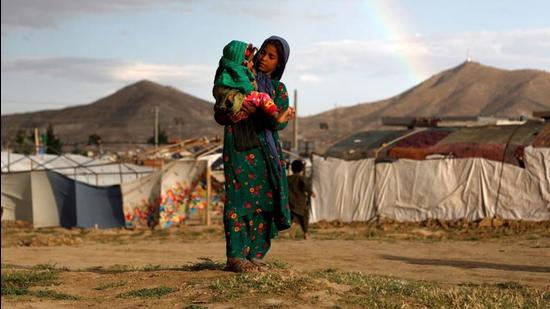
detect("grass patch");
top-left (182, 305), bottom-right (208, 309)
top-left (118, 286), bottom-right (175, 298)
top-left (94, 280), bottom-right (127, 290)
top-left (1, 269), bottom-right (58, 296)
top-left (31, 263), bottom-right (68, 272)
top-left (182, 257), bottom-right (225, 271)
top-left (32, 289), bottom-right (79, 300)
top-left (267, 260), bottom-right (290, 270)
top-left (310, 269), bottom-right (549, 308)
top-left (209, 272), bottom-right (313, 302)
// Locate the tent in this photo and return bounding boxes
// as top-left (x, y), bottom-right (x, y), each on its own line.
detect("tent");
top-left (311, 146), bottom-right (550, 223)
top-left (47, 171), bottom-right (124, 228)
top-left (1, 170), bottom-right (125, 228)
top-left (1, 152), bottom-right (153, 185)
top-left (324, 130), bottom-right (410, 160)
top-left (1, 171), bottom-right (59, 227)
top-left (121, 160), bottom-right (211, 229)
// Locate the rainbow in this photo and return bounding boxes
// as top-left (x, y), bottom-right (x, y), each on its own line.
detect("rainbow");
top-left (362, 0), bottom-right (431, 83)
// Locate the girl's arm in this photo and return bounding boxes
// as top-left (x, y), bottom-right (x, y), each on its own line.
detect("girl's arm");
top-left (264, 82), bottom-right (291, 130)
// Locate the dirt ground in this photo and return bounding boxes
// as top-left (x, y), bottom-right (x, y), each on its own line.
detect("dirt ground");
top-left (2, 220), bottom-right (550, 308)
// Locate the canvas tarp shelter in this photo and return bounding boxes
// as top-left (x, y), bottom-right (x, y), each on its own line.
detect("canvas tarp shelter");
top-left (1, 170), bottom-right (125, 228)
top-left (121, 160), bottom-right (208, 229)
top-left (1, 171), bottom-right (59, 227)
top-left (1, 152), bottom-right (153, 186)
top-left (310, 146), bottom-right (550, 223)
top-left (324, 130), bottom-right (410, 160)
top-left (46, 171), bottom-right (124, 228)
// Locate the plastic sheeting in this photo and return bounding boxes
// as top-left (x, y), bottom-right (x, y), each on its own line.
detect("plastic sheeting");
top-left (310, 147), bottom-right (550, 223)
top-left (1, 170), bottom-right (124, 228)
top-left (324, 130), bottom-right (410, 160)
top-left (47, 171), bottom-right (124, 229)
top-left (121, 170), bottom-right (162, 228)
top-left (121, 160), bottom-right (208, 229)
top-left (532, 124), bottom-right (550, 147)
top-left (1, 152), bottom-right (153, 185)
top-left (310, 156), bottom-right (377, 222)
top-left (1, 171), bottom-right (60, 227)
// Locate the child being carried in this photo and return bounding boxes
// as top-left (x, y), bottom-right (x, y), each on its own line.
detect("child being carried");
top-left (213, 40), bottom-right (288, 123)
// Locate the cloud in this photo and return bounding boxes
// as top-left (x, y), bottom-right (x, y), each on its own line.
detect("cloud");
top-left (1, 0), bottom-right (176, 29)
top-left (289, 28), bottom-right (550, 83)
top-left (299, 74), bottom-right (323, 83)
top-left (1, 57), bottom-right (215, 85)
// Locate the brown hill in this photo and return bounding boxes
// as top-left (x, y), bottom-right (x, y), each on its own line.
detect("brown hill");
top-left (2, 62), bottom-right (549, 152)
top-left (1, 80), bottom-right (222, 145)
top-left (289, 61), bottom-right (550, 149)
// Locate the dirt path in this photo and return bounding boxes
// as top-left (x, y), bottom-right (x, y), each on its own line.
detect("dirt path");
top-left (3, 238), bottom-right (549, 287)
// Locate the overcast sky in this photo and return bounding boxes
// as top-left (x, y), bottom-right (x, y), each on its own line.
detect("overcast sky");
top-left (2, 0), bottom-right (549, 116)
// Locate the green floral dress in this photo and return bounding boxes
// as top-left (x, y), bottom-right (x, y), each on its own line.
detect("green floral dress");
top-left (221, 81), bottom-right (291, 259)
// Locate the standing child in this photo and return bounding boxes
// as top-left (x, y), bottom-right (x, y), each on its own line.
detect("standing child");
top-left (287, 159), bottom-right (315, 240)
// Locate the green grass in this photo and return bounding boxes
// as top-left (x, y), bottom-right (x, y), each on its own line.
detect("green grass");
top-left (209, 272), bottom-right (313, 302)
top-left (117, 286), bottom-right (175, 298)
top-left (31, 289), bottom-right (79, 300)
top-left (94, 280), bottom-right (127, 291)
top-left (31, 263), bottom-right (68, 272)
top-left (182, 305), bottom-right (208, 309)
top-left (1, 269), bottom-right (58, 295)
top-left (267, 260), bottom-right (290, 270)
top-left (181, 257), bottom-right (225, 271)
top-left (310, 269), bottom-right (549, 308)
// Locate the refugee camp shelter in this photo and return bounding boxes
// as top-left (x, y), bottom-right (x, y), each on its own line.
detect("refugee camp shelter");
top-left (1, 170), bottom-right (124, 228)
top-left (1, 152), bottom-right (153, 186)
top-left (312, 122), bottom-right (550, 223)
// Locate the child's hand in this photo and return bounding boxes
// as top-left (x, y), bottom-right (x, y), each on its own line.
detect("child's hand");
top-left (242, 102), bottom-right (257, 114)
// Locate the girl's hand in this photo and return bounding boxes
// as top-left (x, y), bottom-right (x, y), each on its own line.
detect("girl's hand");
top-left (276, 107), bottom-right (296, 123)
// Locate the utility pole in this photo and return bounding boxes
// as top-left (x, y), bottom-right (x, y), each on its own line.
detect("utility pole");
top-left (154, 106), bottom-right (159, 149)
top-left (34, 128), bottom-right (40, 155)
top-left (293, 89), bottom-right (298, 153)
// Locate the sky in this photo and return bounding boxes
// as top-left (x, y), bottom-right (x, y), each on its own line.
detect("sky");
top-left (1, 0), bottom-right (549, 116)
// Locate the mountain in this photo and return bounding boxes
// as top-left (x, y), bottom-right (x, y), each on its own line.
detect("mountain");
top-left (287, 62), bottom-right (550, 148)
top-left (3, 62), bottom-right (549, 152)
top-left (1, 80), bottom-right (222, 145)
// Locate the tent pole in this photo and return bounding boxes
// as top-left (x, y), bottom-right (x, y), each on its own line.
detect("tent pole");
top-left (205, 161), bottom-right (211, 226)
top-left (119, 162), bottom-right (123, 184)
top-left (34, 128), bottom-right (40, 156)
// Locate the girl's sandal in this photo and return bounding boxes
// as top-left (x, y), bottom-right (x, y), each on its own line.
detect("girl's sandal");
top-left (224, 258), bottom-right (258, 273)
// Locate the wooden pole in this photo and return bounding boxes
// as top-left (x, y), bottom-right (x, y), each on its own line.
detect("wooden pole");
top-left (205, 162), bottom-right (212, 226)
top-left (293, 89), bottom-right (298, 153)
top-left (154, 106), bottom-right (159, 149)
top-left (34, 128), bottom-right (40, 155)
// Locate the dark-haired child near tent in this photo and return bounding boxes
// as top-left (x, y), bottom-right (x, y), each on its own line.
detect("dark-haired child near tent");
top-left (288, 159), bottom-right (315, 240)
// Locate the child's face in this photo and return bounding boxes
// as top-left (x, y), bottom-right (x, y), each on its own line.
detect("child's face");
top-left (243, 44), bottom-right (257, 69)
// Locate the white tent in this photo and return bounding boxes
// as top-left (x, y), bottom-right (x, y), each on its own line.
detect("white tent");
top-left (121, 160), bottom-right (208, 229)
top-left (1, 152), bottom-right (153, 186)
top-left (311, 146), bottom-right (550, 222)
top-left (1, 171), bottom-right (60, 227)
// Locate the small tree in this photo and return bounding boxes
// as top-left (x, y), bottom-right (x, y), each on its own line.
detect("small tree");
top-left (44, 124), bottom-right (63, 154)
top-left (147, 128), bottom-right (169, 145)
top-left (13, 129), bottom-right (34, 154)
